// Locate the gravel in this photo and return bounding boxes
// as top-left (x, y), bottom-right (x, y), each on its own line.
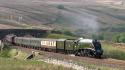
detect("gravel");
top-left (38, 58), bottom-right (97, 70)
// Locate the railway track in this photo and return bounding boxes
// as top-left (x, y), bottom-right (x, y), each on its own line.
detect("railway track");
top-left (10, 45), bottom-right (125, 70)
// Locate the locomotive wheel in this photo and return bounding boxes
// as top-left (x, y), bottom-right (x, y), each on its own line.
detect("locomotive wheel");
top-left (74, 49), bottom-right (94, 57)
top-left (74, 50), bottom-right (80, 56)
top-left (95, 54), bottom-right (101, 59)
top-left (83, 50), bottom-right (89, 56)
top-left (75, 50), bottom-right (85, 56)
top-left (66, 50), bottom-right (71, 54)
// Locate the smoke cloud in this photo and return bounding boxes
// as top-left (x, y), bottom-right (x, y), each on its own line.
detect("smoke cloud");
top-left (60, 7), bottom-right (99, 33)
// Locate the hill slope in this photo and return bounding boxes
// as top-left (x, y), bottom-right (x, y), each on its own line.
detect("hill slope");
top-left (0, 0), bottom-right (125, 38)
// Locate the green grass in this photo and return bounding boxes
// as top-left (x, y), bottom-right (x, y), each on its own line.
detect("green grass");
top-left (0, 49), bottom-right (10, 57)
top-left (0, 45), bottom-right (11, 58)
top-left (0, 47), bottom-right (27, 59)
top-left (0, 46), bottom-right (74, 70)
top-left (102, 42), bottom-right (125, 60)
top-left (0, 58), bottom-right (73, 70)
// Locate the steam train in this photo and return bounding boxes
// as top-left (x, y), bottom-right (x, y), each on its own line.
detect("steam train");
top-left (5, 35), bottom-right (103, 58)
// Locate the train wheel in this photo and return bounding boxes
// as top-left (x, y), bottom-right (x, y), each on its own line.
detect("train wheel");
top-left (95, 54), bottom-right (101, 59)
top-left (66, 50), bottom-right (70, 54)
top-left (80, 49), bottom-right (91, 57)
top-left (74, 50), bottom-right (79, 56)
top-left (80, 50), bottom-right (85, 56)
top-left (74, 50), bottom-right (83, 56)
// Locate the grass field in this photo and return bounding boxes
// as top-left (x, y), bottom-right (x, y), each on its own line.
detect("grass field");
top-left (0, 46), bottom-right (27, 59)
top-left (0, 46), bottom-right (121, 70)
top-left (0, 58), bottom-right (74, 70)
top-left (102, 42), bottom-right (125, 60)
top-left (0, 46), bottom-right (74, 70)
top-left (0, 44), bottom-right (125, 70)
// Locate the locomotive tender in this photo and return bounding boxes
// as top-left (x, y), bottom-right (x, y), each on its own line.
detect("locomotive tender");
top-left (5, 35), bottom-right (103, 58)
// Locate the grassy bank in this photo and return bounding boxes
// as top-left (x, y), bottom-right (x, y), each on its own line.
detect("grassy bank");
top-left (102, 42), bottom-right (125, 60)
top-left (0, 44), bottom-right (124, 70)
top-left (0, 46), bottom-right (74, 70)
top-left (0, 58), bottom-right (73, 70)
top-left (0, 46), bottom-right (27, 59)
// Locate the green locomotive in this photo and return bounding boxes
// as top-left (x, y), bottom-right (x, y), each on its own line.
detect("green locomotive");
top-left (5, 35), bottom-right (103, 58)
top-left (56, 38), bottom-right (103, 58)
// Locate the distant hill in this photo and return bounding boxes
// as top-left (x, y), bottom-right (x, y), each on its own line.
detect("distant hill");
top-left (0, 0), bottom-right (125, 39)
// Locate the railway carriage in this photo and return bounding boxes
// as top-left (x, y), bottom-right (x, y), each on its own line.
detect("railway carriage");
top-left (40, 39), bottom-right (57, 48)
top-left (5, 35), bottom-right (16, 44)
top-left (14, 37), bottom-right (58, 50)
top-left (56, 39), bottom-right (66, 52)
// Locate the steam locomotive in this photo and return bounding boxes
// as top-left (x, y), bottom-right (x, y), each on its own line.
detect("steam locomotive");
top-left (5, 35), bottom-right (103, 58)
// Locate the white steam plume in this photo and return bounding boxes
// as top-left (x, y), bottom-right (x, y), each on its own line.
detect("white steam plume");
top-left (60, 8), bottom-right (99, 33)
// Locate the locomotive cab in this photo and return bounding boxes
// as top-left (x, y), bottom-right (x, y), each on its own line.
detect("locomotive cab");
top-left (92, 40), bottom-right (103, 58)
